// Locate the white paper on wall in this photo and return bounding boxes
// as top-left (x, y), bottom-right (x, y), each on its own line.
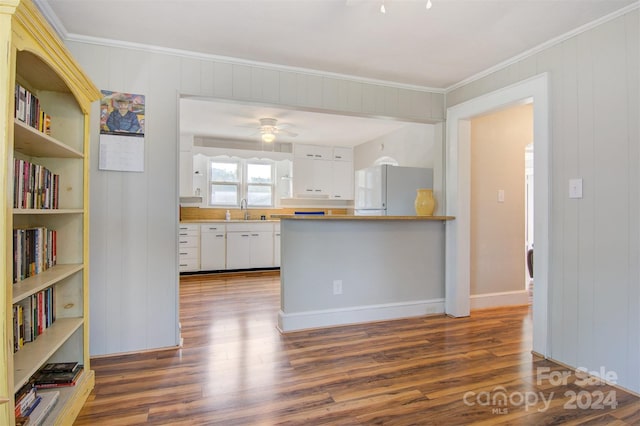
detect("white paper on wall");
top-left (99, 134), bottom-right (144, 172)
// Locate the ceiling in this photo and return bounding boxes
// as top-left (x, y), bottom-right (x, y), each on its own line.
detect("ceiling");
top-left (37, 0), bottom-right (637, 147)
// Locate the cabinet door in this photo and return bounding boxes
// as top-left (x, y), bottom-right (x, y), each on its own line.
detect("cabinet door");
top-left (313, 159), bottom-right (333, 195)
top-left (332, 160), bottom-right (354, 200)
top-left (200, 229), bottom-right (226, 270)
top-left (293, 157), bottom-right (315, 196)
top-left (333, 146), bottom-right (353, 162)
top-left (273, 230), bottom-right (281, 267)
top-left (250, 232), bottom-right (274, 268)
top-left (294, 143), bottom-right (332, 160)
top-left (226, 232), bottom-right (252, 269)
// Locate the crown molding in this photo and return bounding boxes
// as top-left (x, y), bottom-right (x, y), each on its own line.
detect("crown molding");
top-left (445, 1), bottom-right (640, 93)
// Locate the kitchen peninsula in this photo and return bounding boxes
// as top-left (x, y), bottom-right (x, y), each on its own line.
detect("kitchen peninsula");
top-left (275, 214), bottom-right (454, 332)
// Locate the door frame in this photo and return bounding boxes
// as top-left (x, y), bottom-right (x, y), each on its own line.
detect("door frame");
top-left (444, 73), bottom-right (550, 356)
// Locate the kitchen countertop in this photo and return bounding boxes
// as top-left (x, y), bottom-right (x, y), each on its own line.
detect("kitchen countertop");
top-left (272, 214), bottom-right (455, 221)
top-left (180, 219), bottom-right (280, 223)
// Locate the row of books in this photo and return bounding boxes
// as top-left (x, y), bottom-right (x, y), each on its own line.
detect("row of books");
top-left (15, 390), bottom-right (59, 426)
top-left (14, 363), bottom-right (81, 425)
top-left (31, 362), bottom-right (83, 389)
top-left (13, 159), bottom-right (60, 210)
top-left (13, 287), bottom-right (56, 353)
top-left (13, 227), bottom-right (57, 284)
top-left (15, 83), bottom-right (52, 135)
top-left (15, 383), bottom-right (40, 421)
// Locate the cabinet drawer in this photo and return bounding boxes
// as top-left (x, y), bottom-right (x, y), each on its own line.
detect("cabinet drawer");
top-left (179, 257), bottom-right (200, 272)
top-left (178, 246), bottom-right (199, 259)
top-left (201, 223), bottom-right (226, 233)
top-left (178, 235), bottom-right (199, 247)
top-left (178, 224), bottom-right (199, 237)
top-left (226, 222), bottom-right (273, 233)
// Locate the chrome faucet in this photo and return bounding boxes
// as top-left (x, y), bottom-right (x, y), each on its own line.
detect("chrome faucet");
top-left (240, 198), bottom-right (249, 220)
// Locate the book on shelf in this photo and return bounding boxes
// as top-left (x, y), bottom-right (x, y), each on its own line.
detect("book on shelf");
top-left (32, 364), bottom-right (83, 389)
top-left (12, 287), bottom-right (56, 353)
top-left (13, 159), bottom-right (59, 210)
top-left (39, 362), bottom-right (79, 374)
top-left (14, 83), bottom-right (51, 134)
top-left (14, 383), bottom-right (37, 418)
top-left (25, 390), bottom-right (59, 426)
top-left (12, 227), bottom-right (57, 284)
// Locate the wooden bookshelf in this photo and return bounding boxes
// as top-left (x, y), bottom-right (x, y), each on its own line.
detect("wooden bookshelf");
top-left (0, 0), bottom-right (100, 424)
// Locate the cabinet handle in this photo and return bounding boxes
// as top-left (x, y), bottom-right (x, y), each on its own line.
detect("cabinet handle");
top-left (334, 195), bottom-right (341, 198)
top-left (251, 234), bottom-right (259, 237)
top-left (179, 233), bottom-right (188, 236)
top-left (314, 154), bottom-right (321, 158)
top-left (335, 156), bottom-right (342, 159)
top-left (306, 154), bottom-right (314, 157)
top-left (216, 234), bottom-right (224, 237)
top-left (179, 240), bottom-right (188, 244)
top-left (305, 189), bottom-right (313, 192)
top-left (179, 252), bottom-right (188, 255)
top-left (180, 264), bottom-right (188, 267)
top-left (208, 227), bottom-right (218, 230)
top-left (314, 189), bottom-right (322, 192)
top-left (241, 234), bottom-right (250, 237)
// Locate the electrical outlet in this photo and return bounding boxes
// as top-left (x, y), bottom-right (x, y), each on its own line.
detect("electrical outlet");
top-left (333, 280), bottom-right (343, 295)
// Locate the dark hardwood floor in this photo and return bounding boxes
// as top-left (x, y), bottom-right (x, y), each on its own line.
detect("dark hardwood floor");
top-left (75, 272), bottom-right (639, 425)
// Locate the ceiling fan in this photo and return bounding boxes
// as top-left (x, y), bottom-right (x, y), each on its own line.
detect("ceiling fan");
top-left (257, 117), bottom-right (298, 143)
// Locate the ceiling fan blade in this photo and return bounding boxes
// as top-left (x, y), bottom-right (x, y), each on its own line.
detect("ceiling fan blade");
top-left (279, 128), bottom-right (298, 137)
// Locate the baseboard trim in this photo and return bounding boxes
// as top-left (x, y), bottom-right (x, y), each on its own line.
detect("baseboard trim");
top-left (278, 299), bottom-right (445, 332)
top-left (470, 290), bottom-right (530, 310)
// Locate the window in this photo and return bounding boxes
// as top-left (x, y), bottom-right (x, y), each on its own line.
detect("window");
top-left (208, 158), bottom-right (274, 207)
top-left (246, 161), bottom-right (273, 206)
top-left (209, 159), bottom-right (240, 206)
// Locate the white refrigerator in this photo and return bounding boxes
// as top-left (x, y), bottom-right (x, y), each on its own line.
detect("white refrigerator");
top-left (354, 165), bottom-right (433, 215)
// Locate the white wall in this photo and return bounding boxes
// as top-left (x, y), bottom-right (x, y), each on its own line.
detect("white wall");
top-left (65, 40), bottom-right (444, 356)
top-left (447, 9), bottom-right (639, 393)
top-left (279, 219), bottom-right (445, 331)
top-left (354, 123), bottom-right (435, 170)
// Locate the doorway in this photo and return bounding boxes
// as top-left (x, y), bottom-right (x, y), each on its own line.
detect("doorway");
top-left (468, 104), bottom-right (533, 308)
top-left (445, 73), bottom-right (550, 357)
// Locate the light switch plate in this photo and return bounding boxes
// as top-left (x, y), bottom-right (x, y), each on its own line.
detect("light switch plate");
top-left (569, 178), bottom-right (583, 199)
top-left (497, 189), bottom-right (505, 203)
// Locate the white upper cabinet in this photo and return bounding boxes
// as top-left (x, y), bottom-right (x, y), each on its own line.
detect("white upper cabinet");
top-left (294, 144), bottom-right (333, 160)
top-left (292, 144), bottom-right (353, 200)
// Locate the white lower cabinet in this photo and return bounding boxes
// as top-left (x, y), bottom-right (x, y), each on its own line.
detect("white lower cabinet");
top-left (178, 224), bottom-right (200, 272)
top-left (274, 223), bottom-right (281, 267)
top-left (181, 221), bottom-right (279, 271)
top-left (250, 231), bottom-right (274, 268)
top-left (200, 223), bottom-right (226, 270)
top-left (226, 222), bottom-right (275, 270)
top-left (226, 232), bottom-right (252, 269)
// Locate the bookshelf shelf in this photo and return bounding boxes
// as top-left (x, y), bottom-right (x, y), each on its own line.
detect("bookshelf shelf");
top-left (12, 264), bottom-right (83, 304)
top-left (13, 209), bottom-right (84, 215)
top-left (1, 1), bottom-right (101, 424)
top-left (14, 119), bottom-right (84, 159)
top-left (13, 317), bottom-right (84, 392)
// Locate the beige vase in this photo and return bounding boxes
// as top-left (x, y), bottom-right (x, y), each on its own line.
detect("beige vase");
top-left (414, 188), bottom-right (435, 216)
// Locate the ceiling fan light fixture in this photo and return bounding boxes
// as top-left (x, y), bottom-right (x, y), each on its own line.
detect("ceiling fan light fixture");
top-left (380, 3), bottom-right (386, 14)
top-left (426, 0), bottom-right (432, 9)
top-left (261, 131), bottom-right (276, 143)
